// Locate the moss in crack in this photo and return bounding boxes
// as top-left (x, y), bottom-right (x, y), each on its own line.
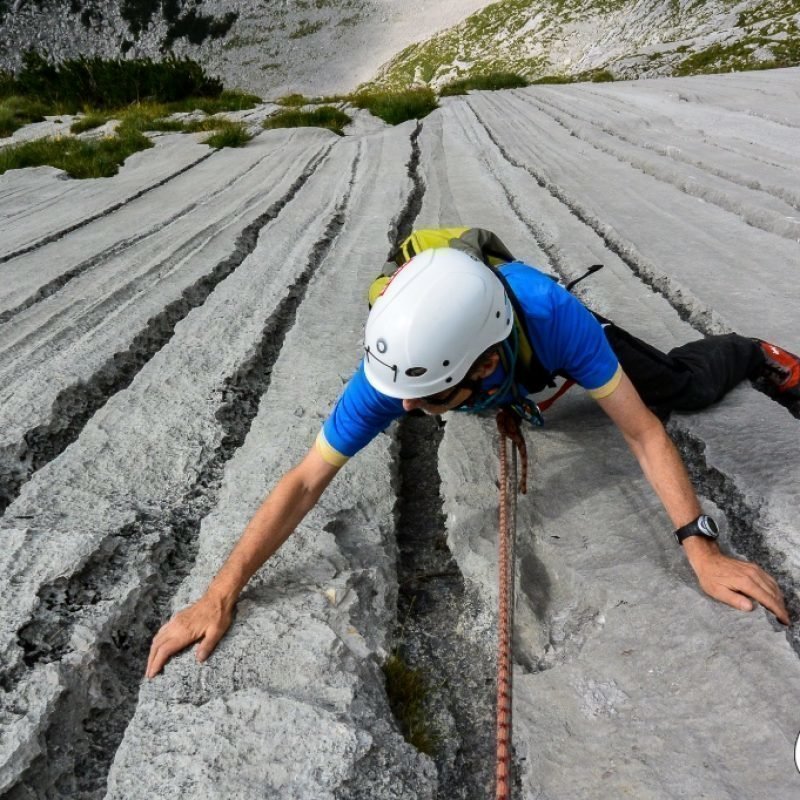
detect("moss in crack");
top-left (382, 652), bottom-right (439, 756)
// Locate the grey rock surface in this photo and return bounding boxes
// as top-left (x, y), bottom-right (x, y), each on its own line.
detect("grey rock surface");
top-left (0, 69), bottom-right (799, 798)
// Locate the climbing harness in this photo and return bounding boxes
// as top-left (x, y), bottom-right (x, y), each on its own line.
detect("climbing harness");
top-left (494, 408), bottom-right (527, 799)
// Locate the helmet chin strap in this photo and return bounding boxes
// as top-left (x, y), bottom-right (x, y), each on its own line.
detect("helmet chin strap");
top-left (456, 327), bottom-right (519, 413)
top-left (456, 327), bottom-right (546, 428)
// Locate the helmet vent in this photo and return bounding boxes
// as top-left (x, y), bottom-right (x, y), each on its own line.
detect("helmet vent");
top-left (405, 366), bottom-right (427, 377)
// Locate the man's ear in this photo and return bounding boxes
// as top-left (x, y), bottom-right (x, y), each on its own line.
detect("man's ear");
top-left (473, 351), bottom-right (500, 379)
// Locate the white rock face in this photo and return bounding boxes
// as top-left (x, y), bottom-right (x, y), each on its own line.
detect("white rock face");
top-left (0, 67), bottom-right (799, 798)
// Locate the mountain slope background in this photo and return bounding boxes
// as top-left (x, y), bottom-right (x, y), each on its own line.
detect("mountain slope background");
top-left (1, 0), bottom-right (799, 97)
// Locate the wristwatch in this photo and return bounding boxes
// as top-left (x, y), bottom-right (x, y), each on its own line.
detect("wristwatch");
top-left (674, 514), bottom-right (719, 546)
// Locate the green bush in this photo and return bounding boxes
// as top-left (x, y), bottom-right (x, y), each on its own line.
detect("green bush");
top-left (350, 87), bottom-right (438, 125)
top-left (439, 71), bottom-right (528, 96)
top-left (588, 69), bottom-right (615, 83)
top-left (0, 126), bottom-right (152, 178)
top-left (15, 52), bottom-right (222, 110)
top-left (203, 121), bottom-right (251, 148)
top-left (0, 95), bottom-right (49, 137)
top-left (263, 106), bottom-right (351, 135)
top-left (0, 70), bottom-right (17, 99)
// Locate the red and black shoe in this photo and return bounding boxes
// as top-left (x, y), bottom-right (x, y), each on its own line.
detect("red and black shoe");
top-left (757, 340), bottom-right (800, 400)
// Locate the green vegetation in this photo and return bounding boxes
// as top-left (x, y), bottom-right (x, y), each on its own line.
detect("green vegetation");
top-left (675, 29), bottom-right (800, 76)
top-left (530, 74), bottom-right (574, 84)
top-left (364, 0), bottom-right (799, 91)
top-left (166, 90), bottom-right (261, 114)
top-left (0, 54), bottom-right (257, 173)
top-left (202, 121), bottom-right (251, 149)
top-left (120, 0), bottom-right (237, 46)
top-left (277, 93), bottom-right (311, 106)
top-left (263, 106), bottom-right (352, 135)
top-left (15, 52), bottom-right (223, 110)
top-left (439, 71), bottom-right (528, 96)
top-left (163, 9), bottom-right (238, 49)
top-left (529, 68), bottom-right (615, 85)
top-left (382, 653), bottom-right (438, 755)
top-left (350, 88), bottom-right (438, 125)
top-left (289, 20), bottom-right (324, 39)
top-left (69, 112), bottom-right (108, 134)
top-left (0, 126), bottom-right (152, 178)
top-left (0, 96), bottom-right (48, 137)
top-left (581, 68), bottom-right (616, 82)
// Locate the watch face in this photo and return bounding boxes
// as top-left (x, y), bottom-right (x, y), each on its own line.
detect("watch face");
top-left (698, 515), bottom-right (719, 538)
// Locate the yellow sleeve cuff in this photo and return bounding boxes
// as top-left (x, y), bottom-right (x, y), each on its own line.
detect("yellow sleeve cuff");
top-left (315, 431), bottom-right (349, 468)
top-left (588, 364), bottom-right (623, 400)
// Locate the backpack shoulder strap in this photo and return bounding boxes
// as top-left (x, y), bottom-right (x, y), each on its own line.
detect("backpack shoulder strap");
top-left (449, 227), bottom-right (516, 267)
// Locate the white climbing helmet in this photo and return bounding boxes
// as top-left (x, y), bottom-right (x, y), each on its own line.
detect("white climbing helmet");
top-left (363, 247), bottom-right (513, 398)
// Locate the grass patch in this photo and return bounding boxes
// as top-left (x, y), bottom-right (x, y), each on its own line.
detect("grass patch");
top-left (439, 71), bottom-right (528, 96)
top-left (350, 87), bottom-right (438, 125)
top-left (263, 106), bottom-right (351, 135)
top-left (382, 653), bottom-right (438, 756)
top-left (0, 127), bottom-right (152, 178)
top-left (576, 68), bottom-right (616, 82)
top-left (70, 112), bottom-right (109, 134)
top-left (0, 95), bottom-right (49, 137)
top-left (276, 92), bottom-right (311, 106)
top-left (203, 121), bottom-right (251, 149)
top-left (530, 74), bottom-right (574, 84)
top-left (167, 90), bottom-right (261, 114)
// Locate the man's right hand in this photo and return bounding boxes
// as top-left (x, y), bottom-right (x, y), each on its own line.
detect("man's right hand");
top-left (146, 596), bottom-right (234, 679)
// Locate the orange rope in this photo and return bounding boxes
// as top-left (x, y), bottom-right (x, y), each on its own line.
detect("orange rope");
top-left (495, 409), bottom-right (526, 799)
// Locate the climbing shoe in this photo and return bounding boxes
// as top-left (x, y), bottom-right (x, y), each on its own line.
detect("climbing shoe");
top-left (757, 340), bottom-right (800, 399)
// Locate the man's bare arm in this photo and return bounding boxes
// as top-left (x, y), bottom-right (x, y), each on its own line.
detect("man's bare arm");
top-left (596, 371), bottom-right (788, 624)
top-left (146, 446), bottom-right (340, 677)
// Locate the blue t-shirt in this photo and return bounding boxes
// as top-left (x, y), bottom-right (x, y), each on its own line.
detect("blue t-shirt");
top-left (315, 262), bottom-right (620, 467)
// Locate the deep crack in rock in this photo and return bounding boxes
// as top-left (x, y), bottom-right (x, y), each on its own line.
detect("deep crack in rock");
top-left (667, 422), bottom-right (800, 658)
top-left (389, 415), bottom-right (496, 800)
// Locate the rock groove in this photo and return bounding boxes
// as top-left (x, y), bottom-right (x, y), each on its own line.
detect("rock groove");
top-left (0, 144), bottom-right (333, 517)
top-left (0, 143), bottom-right (358, 800)
top-left (0, 150), bottom-right (215, 266)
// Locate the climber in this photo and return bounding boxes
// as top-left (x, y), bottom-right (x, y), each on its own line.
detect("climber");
top-left (146, 235), bottom-right (795, 679)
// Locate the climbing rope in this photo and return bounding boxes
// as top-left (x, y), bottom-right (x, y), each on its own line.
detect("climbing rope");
top-left (494, 409), bottom-right (527, 800)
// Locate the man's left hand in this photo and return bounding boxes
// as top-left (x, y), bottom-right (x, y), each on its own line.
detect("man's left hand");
top-left (685, 538), bottom-right (789, 625)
